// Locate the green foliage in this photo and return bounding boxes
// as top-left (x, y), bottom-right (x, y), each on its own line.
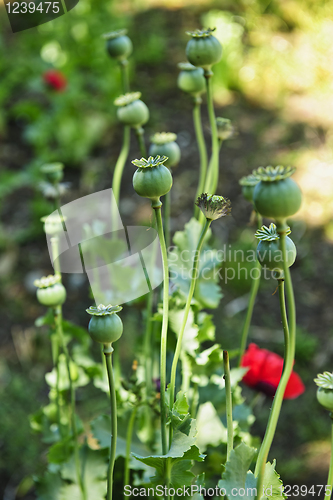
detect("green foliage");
top-left (133, 419), bottom-right (205, 488)
top-left (169, 218), bottom-right (223, 309)
top-left (219, 443), bottom-right (285, 499)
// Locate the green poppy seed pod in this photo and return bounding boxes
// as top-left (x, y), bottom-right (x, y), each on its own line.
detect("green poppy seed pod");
top-left (252, 166), bottom-right (302, 222)
top-left (177, 62), bottom-right (206, 96)
top-left (34, 275), bottom-right (66, 307)
top-left (315, 372), bottom-right (333, 412)
top-left (149, 132), bottom-right (181, 168)
top-left (195, 193), bottom-right (231, 221)
top-left (186, 28), bottom-right (222, 71)
top-left (87, 304), bottom-right (123, 345)
top-left (239, 174), bottom-right (260, 204)
top-left (132, 155), bottom-right (173, 207)
top-left (115, 92), bottom-right (149, 128)
top-left (40, 163), bottom-right (64, 184)
top-left (103, 29), bottom-right (132, 61)
top-left (255, 223), bottom-right (296, 278)
top-left (41, 214), bottom-right (66, 236)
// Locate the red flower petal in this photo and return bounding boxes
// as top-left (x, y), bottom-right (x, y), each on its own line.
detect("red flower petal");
top-left (43, 70), bottom-right (67, 92)
top-left (241, 343), bottom-right (305, 399)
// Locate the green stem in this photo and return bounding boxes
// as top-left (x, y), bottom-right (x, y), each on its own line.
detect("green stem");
top-left (223, 350), bottom-right (233, 461)
top-left (325, 415), bottom-right (333, 500)
top-left (203, 71), bottom-right (219, 195)
top-left (104, 345), bottom-right (117, 500)
top-left (164, 191), bottom-right (171, 250)
top-left (190, 382), bottom-right (199, 418)
top-left (193, 98), bottom-right (208, 219)
top-left (135, 126), bottom-right (147, 157)
top-left (143, 290), bottom-right (155, 447)
top-left (112, 125), bottom-right (131, 217)
top-left (55, 306), bottom-right (85, 500)
top-left (169, 218), bottom-right (212, 445)
top-left (124, 405), bottom-right (138, 490)
top-left (51, 236), bottom-right (61, 277)
top-left (180, 351), bottom-right (191, 393)
top-left (238, 212), bottom-right (263, 367)
top-left (119, 60), bottom-right (130, 94)
top-left (238, 261), bottom-right (261, 367)
top-left (153, 204), bottom-right (169, 455)
top-left (254, 229), bottom-right (296, 496)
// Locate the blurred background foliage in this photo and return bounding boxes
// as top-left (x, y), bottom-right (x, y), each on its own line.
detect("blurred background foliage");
top-left (1, 0), bottom-right (333, 497)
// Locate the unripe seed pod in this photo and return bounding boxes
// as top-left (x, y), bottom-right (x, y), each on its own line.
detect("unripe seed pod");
top-left (115, 92), bottom-right (149, 128)
top-left (132, 155), bottom-right (173, 206)
top-left (103, 29), bottom-right (132, 61)
top-left (40, 163), bottom-right (64, 184)
top-left (177, 62), bottom-right (206, 96)
top-left (34, 275), bottom-right (66, 307)
top-left (186, 28), bottom-right (222, 71)
top-left (252, 166), bottom-right (302, 221)
top-left (239, 174), bottom-right (260, 204)
top-left (149, 132), bottom-right (181, 168)
top-left (255, 223), bottom-right (296, 277)
top-left (86, 304), bottom-right (123, 345)
top-left (315, 372), bottom-right (333, 411)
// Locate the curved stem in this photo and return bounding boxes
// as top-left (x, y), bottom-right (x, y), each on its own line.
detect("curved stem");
top-left (51, 236), bottom-right (61, 278)
top-left (55, 306), bottom-right (86, 500)
top-left (112, 125), bottom-right (131, 206)
top-left (238, 211), bottom-right (263, 367)
top-left (223, 350), bottom-right (233, 461)
top-left (238, 261), bottom-right (261, 367)
top-left (325, 415), bottom-right (333, 500)
top-left (119, 61), bottom-right (130, 94)
top-left (153, 204), bottom-right (169, 455)
top-left (193, 99), bottom-right (208, 219)
top-left (169, 219), bottom-right (212, 444)
top-left (124, 405), bottom-right (138, 490)
top-left (254, 230), bottom-right (296, 496)
top-left (203, 72), bottom-right (219, 195)
top-left (134, 127), bottom-right (147, 157)
top-left (164, 191), bottom-right (171, 250)
top-left (104, 346), bottom-right (117, 500)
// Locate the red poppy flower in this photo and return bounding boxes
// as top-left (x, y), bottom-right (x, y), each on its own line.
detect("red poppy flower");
top-left (43, 70), bottom-right (67, 91)
top-left (241, 343), bottom-right (305, 399)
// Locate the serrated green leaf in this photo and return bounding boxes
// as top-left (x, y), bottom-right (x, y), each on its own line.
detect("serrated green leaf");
top-left (197, 313), bottom-right (215, 343)
top-left (219, 442), bottom-right (257, 499)
top-left (261, 460), bottom-right (286, 499)
top-left (173, 391), bottom-right (189, 416)
top-left (48, 437), bottom-right (74, 464)
top-left (196, 402), bottom-right (227, 452)
top-left (169, 307), bottom-right (199, 357)
top-left (35, 472), bottom-right (62, 500)
top-left (60, 446), bottom-right (107, 500)
top-left (133, 420), bottom-right (205, 488)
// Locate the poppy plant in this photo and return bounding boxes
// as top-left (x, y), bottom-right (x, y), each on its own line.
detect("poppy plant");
top-left (43, 69), bottom-right (67, 91)
top-left (241, 343), bottom-right (305, 399)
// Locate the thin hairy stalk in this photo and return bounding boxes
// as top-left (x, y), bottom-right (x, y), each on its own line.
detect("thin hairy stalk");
top-left (223, 350), bottom-right (233, 461)
top-left (254, 230), bottom-right (296, 496)
top-left (104, 347), bottom-right (117, 500)
top-left (51, 236), bottom-right (61, 277)
top-left (153, 205), bottom-right (169, 454)
top-left (111, 126), bottom-right (131, 227)
top-left (193, 98), bottom-right (208, 219)
top-left (203, 72), bottom-right (219, 194)
top-left (238, 212), bottom-right (263, 367)
top-left (135, 127), bottom-right (147, 157)
top-left (238, 262), bottom-right (261, 367)
top-left (325, 415), bottom-right (333, 500)
top-left (169, 219), bottom-right (212, 444)
top-left (164, 191), bottom-right (171, 250)
top-left (119, 61), bottom-right (130, 94)
top-left (55, 306), bottom-right (85, 500)
top-left (124, 405), bottom-right (138, 490)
